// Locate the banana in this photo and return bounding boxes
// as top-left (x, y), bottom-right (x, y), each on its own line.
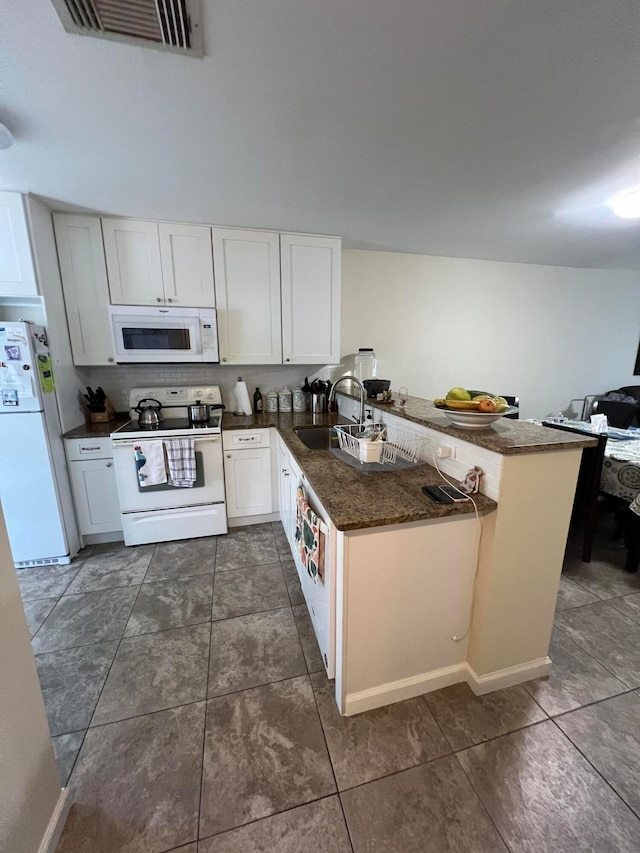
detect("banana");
top-left (444, 399), bottom-right (481, 411)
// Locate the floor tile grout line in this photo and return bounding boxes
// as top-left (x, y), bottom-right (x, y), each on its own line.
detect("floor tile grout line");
top-left (451, 749), bottom-right (515, 852)
top-left (548, 715), bottom-right (640, 823)
top-left (551, 620), bottom-right (640, 687)
top-left (420, 692), bottom-right (459, 756)
top-left (548, 686), bottom-right (638, 723)
top-left (307, 675), bottom-right (356, 853)
top-left (27, 594), bottom-right (63, 643)
top-left (62, 576), bottom-right (145, 788)
top-left (81, 572), bottom-right (148, 744)
top-left (196, 792), bottom-right (344, 848)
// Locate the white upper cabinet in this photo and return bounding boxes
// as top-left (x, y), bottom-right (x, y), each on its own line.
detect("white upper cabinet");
top-left (0, 192), bottom-right (38, 298)
top-left (102, 218), bottom-right (164, 305)
top-left (280, 234), bottom-right (341, 365)
top-left (158, 222), bottom-right (215, 308)
top-left (53, 214), bottom-right (116, 366)
top-left (102, 218), bottom-right (215, 308)
top-left (213, 228), bottom-right (282, 364)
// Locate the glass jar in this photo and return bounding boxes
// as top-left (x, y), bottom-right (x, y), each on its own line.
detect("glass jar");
top-left (278, 388), bottom-right (292, 412)
top-left (354, 348), bottom-right (377, 383)
top-left (265, 391), bottom-right (278, 412)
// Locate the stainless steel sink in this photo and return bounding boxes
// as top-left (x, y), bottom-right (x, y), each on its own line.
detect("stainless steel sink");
top-left (293, 425), bottom-right (339, 450)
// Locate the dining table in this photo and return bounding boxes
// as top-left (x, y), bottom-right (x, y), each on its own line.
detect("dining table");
top-left (532, 419), bottom-right (640, 571)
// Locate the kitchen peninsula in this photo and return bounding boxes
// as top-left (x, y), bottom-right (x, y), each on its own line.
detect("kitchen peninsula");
top-left (228, 395), bottom-right (594, 715)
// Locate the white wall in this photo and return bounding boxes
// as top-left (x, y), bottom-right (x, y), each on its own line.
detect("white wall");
top-left (0, 504), bottom-right (61, 853)
top-left (341, 249), bottom-right (640, 419)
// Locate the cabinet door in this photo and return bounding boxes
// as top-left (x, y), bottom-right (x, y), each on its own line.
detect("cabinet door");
top-left (102, 218), bottom-right (164, 305)
top-left (53, 214), bottom-right (116, 366)
top-left (69, 459), bottom-right (122, 535)
top-left (280, 234), bottom-right (341, 365)
top-left (224, 447), bottom-right (273, 518)
top-left (159, 222), bottom-right (215, 308)
top-left (278, 441), bottom-right (293, 543)
top-left (213, 228), bottom-right (281, 364)
top-left (0, 192), bottom-right (38, 297)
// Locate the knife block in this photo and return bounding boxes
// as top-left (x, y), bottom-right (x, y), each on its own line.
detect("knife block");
top-left (88, 398), bottom-right (116, 423)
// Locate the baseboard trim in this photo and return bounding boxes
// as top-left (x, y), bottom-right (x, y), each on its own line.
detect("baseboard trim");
top-left (38, 787), bottom-right (73, 853)
top-left (466, 657), bottom-right (552, 695)
top-left (343, 664), bottom-right (466, 715)
top-left (228, 512), bottom-right (280, 527)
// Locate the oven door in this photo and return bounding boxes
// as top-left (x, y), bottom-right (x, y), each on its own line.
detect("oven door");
top-left (112, 435), bottom-right (225, 512)
top-left (109, 306), bottom-right (210, 363)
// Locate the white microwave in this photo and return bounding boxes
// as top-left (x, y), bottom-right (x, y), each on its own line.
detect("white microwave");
top-left (109, 306), bottom-right (219, 363)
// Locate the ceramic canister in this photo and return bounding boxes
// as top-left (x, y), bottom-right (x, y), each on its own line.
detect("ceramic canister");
top-left (278, 388), bottom-right (292, 412)
top-left (265, 391), bottom-right (279, 412)
top-left (292, 388), bottom-right (307, 411)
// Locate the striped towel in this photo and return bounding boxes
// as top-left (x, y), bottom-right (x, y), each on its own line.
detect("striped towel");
top-left (164, 438), bottom-right (196, 487)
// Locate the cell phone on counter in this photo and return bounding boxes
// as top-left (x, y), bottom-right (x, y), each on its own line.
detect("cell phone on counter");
top-left (422, 484), bottom-right (470, 504)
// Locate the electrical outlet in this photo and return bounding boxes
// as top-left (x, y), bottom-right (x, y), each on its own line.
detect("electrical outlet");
top-left (436, 444), bottom-right (455, 459)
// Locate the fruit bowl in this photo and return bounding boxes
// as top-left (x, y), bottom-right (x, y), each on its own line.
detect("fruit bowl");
top-left (441, 408), bottom-right (514, 428)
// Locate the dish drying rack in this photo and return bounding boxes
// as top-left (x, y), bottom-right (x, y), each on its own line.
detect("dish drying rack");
top-left (334, 422), bottom-right (426, 467)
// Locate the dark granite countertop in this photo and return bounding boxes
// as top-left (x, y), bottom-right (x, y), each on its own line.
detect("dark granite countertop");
top-left (222, 403), bottom-right (593, 532)
top-left (64, 414), bottom-right (130, 439)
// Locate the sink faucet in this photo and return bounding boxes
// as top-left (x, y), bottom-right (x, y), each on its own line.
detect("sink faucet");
top-left (329, 376), bottom-right (366, 425)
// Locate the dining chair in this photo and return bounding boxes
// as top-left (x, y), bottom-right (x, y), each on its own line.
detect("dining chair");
top-left (542, 421), bottom-right (607, 562)
top-left (590, 399), bottom-right (637, 429)
top-left (501, 395), bottom-right (520, 420)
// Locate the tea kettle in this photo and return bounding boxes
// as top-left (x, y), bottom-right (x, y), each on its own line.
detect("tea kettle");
top-left (135, 398), bottom-right (163, 427)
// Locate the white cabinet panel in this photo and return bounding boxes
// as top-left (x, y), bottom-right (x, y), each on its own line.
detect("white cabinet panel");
top-left (213, 228), bottom-right (282, 364)
top-left (224, 446), bottom-right (272, 518)
top-left (281, 234), bottom-right (341, 365)
top-left (68, 457), bottom-right (122, 535)
top-left (159, 222), bottom-right (215, 308)
top-left (102, 218), bottom-right (164, 306)
top-left (53, 214), bottom-right (115, 366)
top-left (0, 192), bottom-right (38, 297)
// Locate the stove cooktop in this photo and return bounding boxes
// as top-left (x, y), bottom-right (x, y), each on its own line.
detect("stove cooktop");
top-left (111, 416), bottom-right (222, 438)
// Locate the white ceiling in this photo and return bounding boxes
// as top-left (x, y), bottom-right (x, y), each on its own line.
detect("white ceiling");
top-left (2, 0), bottom-right (640, 268)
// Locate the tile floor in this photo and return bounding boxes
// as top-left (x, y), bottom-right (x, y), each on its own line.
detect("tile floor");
top-left (15, 519), bottom-right (640, 852)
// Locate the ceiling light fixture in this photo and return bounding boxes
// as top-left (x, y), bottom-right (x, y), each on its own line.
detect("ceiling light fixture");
top-left (0, 122), bottom-right (14, 150)
top-left (611, 187), bottom-right (640, 219)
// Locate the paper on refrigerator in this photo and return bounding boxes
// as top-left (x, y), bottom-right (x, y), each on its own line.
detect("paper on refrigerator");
top-left (0, 362), bottom-right (34, 397)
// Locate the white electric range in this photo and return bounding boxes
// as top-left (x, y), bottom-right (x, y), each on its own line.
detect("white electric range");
top-left (111, 386), bottom-right (227, 545)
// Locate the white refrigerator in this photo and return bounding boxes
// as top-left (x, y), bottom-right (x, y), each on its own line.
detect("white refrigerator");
top-left (0, 321), bottom-right (80, 567)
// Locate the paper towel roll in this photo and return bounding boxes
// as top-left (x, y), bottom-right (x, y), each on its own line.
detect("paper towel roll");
top-left (234, 378), bottom-right (253, 415)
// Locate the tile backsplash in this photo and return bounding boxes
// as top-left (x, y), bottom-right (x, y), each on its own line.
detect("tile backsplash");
top-left (78, 364), bottom-right (330, 412)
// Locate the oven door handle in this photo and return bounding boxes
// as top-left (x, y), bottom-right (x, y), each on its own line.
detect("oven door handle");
top-left (112, 436), bottom-right (220, 447)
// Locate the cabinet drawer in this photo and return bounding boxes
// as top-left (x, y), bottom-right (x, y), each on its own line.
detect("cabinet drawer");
top-left (223, 429), bottom-right (270, 450)
top-left (66, 437), bottom-right (113, 460)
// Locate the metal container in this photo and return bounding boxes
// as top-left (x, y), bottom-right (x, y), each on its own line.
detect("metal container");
top-left (188, 400), bottom-right (210, 423)
top-left (135, 398), bottom-right (163, 427)
top-left (311, 392), bottom-right (327, 413)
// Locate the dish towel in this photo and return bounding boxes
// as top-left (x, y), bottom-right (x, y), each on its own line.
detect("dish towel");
top-left (164, 438), bottom-right (196, 487)
top-left (134, 441), bottom-right (167, 487)
top-left (295, 486), bottom-right (325, 583)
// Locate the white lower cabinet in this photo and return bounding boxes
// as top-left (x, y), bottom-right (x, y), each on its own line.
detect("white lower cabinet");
top-left (65, 438), bottom-right (122, 536)
top-left (223, 429), bottom-right (273, 519)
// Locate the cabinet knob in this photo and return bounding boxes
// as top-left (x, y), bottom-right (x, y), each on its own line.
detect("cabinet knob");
top-left (107, 357), bottom-right (114, 363)
top-left (222, 357), bottom-right (227, 362)
top-left (167, 298), bottom-right (174, 303)
top-left (156, 297), bottom-right (162, 303)
top-left (106, 462), bottom-right (112, 468)
top-left (285, 358), bottom-right (290, 362)
top-left (226, 454), bottom-right (231, 458)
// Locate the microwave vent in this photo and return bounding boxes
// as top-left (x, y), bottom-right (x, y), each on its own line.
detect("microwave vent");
top-left (51, 0), bottom-right (203, 57)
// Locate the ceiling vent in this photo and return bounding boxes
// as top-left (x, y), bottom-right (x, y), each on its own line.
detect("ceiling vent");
top-left (51, 0), bottom-right (203, 57)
